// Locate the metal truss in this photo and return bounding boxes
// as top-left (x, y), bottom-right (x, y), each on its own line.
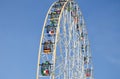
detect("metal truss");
top-left (36, 0), bottom-right (94, 79)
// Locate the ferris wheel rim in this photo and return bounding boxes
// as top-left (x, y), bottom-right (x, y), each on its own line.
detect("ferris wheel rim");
top-left (36, 1), bottom-right (57, 79)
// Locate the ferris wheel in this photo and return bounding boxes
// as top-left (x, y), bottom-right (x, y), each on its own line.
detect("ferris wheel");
top-left (36, 0), bottom-right (94, 79)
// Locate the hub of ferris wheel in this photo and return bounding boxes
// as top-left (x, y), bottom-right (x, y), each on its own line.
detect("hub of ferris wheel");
top-left (36, 0), bottom-right (94, 79)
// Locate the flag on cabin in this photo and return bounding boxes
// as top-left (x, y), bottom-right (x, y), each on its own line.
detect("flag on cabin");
top-left (49, 30), bottom-right (54, 35)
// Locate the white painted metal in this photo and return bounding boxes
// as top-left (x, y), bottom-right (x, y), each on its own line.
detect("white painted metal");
top-left (36, 2), bottom-right (57, 79)
top-left (36, 0), bottom-right (94, 79)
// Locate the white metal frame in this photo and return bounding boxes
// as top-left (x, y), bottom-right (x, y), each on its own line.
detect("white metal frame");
top-left (36, 0), bottom-right (94, 79)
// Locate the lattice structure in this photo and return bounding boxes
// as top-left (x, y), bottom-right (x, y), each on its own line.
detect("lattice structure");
top-left (36, 0), bottom-right (94, 79)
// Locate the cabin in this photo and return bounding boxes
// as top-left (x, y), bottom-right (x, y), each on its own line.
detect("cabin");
top-left (40, 61), bottom-right (52, 76)
top-left (85, 68), bottom-right (91, 77)
top-left (43, 40), bottom-right (53, 54)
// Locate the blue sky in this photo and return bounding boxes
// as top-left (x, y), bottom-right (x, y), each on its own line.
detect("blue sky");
top-left (0, 0), bottom-right (120, 79)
